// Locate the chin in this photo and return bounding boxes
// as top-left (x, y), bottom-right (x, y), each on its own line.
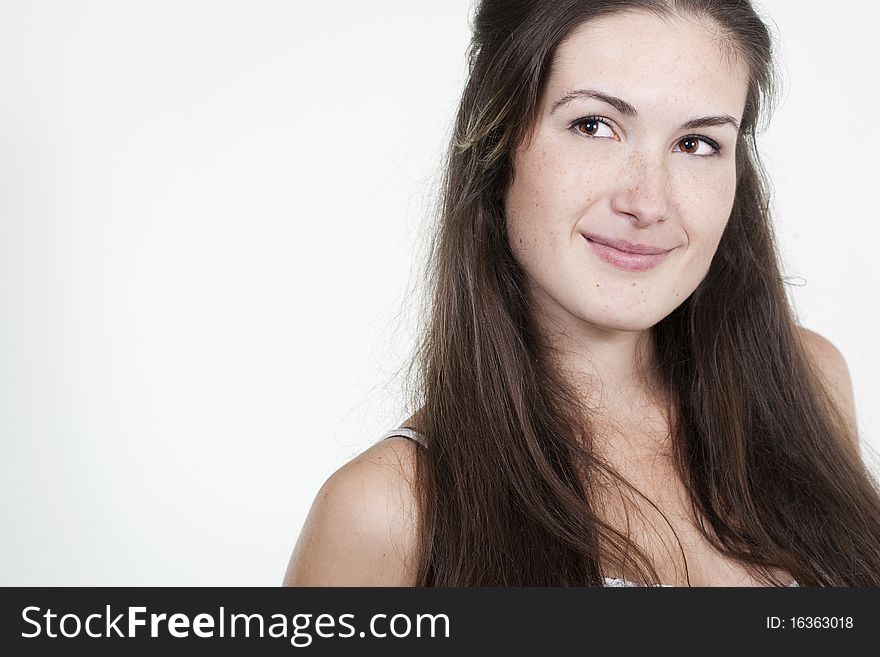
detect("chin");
top-left (580, 312), bottom-right (662, 334)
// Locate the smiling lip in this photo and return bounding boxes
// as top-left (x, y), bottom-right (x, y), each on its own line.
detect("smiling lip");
top-left (582, 233), bottom-right (674, 272)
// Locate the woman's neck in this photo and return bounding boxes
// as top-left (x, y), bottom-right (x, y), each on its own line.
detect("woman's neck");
top-left (543, 321), bottom-right (661, 407)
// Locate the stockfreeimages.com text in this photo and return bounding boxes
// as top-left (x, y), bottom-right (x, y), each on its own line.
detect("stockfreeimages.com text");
top-left (21, 605), bottom-right (450, 646)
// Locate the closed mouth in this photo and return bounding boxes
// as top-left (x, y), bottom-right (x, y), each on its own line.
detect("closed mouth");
top-left (582, 234), bottom-right (673, 255)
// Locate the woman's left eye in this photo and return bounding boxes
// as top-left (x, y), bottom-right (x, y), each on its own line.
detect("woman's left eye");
top-left (674, 136), bottom-right (720, 156)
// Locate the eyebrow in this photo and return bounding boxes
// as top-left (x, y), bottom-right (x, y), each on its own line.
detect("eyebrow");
top-left (549, 88), bottom-right (740, 131)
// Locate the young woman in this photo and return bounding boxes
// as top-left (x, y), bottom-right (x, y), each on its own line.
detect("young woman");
top-left (284, 0), bottom-right (880, 587)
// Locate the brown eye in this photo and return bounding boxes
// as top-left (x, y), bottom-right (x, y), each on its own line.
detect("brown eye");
top-left (679, 137), bottom-right (699, 154)
top-left (674, 136), bottom-right (719, 156)
top-left (572, 117), bottom-right (615, 139)
top-left (578, 119), bottom-right (601, 136)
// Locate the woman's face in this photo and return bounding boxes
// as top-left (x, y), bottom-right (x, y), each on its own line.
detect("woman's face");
top-left (506, 11), bottom-right (750, 334)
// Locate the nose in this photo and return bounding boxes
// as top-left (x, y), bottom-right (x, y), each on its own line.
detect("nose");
top-left (609, 153), bottom-right (671, 227)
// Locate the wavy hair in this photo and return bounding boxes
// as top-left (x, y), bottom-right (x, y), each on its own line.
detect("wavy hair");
top-left (403, 0), bottom-right (880, 586)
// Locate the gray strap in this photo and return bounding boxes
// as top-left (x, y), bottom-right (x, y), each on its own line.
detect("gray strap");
top-left (378, 427), bottom-right (427, 449)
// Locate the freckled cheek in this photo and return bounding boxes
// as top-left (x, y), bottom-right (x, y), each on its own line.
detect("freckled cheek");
top-left (515, 148), bottom-right (610, 214)
top-left (678, 190), bottom-right (734, 265)
top-left (505, 183), bottom-right (545, 267)
top-left (507, 141), bottom-right (623, 266)
top-left (507, 158), bottom-right (572, 253)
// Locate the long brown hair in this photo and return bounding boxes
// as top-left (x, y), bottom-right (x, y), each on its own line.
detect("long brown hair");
top-left (403, 0), bottom-right (880, 586)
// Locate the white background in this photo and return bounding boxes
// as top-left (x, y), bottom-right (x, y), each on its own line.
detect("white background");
top-left (1, 1), bottom-right (877, 585)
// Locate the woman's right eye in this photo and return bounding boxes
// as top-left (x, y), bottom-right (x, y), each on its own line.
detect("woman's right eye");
top-left (571, 116), bottom-right (616, 139)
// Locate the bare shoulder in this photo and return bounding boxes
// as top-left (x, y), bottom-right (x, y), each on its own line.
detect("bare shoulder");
top-left (283, 436), bottom-right (421, 586)
top-left (797, 326), bottom-right (858, 439)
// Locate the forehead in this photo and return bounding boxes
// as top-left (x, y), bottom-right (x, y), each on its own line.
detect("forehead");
top-left (545, 11), bottom-right (750, 118)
